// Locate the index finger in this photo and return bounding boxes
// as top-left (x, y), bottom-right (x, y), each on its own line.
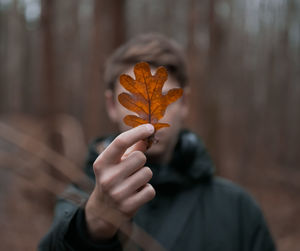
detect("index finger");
top-left (100, 124), bottom-right (154, 164)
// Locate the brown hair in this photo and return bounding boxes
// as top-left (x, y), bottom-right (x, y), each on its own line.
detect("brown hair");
top-left (104, 33), bottom-right (188, 91)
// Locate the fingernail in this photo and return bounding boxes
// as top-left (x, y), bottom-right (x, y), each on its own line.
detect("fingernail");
top-left (144, 124), bottom-right (154, 133)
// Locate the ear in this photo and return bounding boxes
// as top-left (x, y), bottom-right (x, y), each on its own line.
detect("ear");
top-left (105, 90), bottom-right (118, 122)
top-left (180, 87), bottom-right (190, 119)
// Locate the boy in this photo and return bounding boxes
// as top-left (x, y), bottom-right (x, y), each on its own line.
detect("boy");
top-left (39, 33), bottom-right (275, 251)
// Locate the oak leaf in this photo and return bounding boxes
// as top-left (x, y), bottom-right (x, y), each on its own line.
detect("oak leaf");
top-left (118, 62), bottom-right (183, 146)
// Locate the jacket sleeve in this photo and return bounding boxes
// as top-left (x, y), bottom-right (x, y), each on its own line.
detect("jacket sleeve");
top-left (38, 186), bottom-right (123, 251)
top-left (239, 191), bottom-right (276, 251)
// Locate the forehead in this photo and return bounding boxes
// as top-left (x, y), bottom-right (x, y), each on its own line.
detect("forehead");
top-left (115, 66), bottom-right (180, 95)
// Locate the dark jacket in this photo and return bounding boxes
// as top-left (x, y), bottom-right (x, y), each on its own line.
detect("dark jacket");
top-left (39, 130), bottom-right (276, 251)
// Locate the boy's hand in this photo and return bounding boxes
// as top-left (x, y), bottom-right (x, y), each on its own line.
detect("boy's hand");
top-left (85, 124), bottom-right (156, 241)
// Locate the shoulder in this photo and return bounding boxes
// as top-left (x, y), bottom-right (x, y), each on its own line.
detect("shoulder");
top-left (211, 177), bottom-right (253, 197)
top-left (207, 177), bottom-right (264, 222)
top-left (211, 177), bottom-right (259, 205)
top-left (211, 177), bottom-right (249, 196)
top-left (208, 178), bottom-right (275, 249)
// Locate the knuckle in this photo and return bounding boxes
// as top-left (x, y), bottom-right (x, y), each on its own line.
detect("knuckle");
top-left (93, 162), bottom-right (99, 175)
top-left (143, 167), bottom-right (153, 179)
top-left (99, 176), bottom-right (112, 192)
top-left (93, 154), bottom-right (105, 174)
top-left (132, 151), bottom-right (146, 165)
top-left (109, 189), bottom-right (123, 203)
top-left (119, 202), bottom-right (132, 216)
top-left (145, 184), bottom-right (156, 199)
top-left (138, 152), bottom-right (147, 165)
top-left (114, 135), bottom-right (127, 149)
top-left (93, 163), bottom-right (101, 176)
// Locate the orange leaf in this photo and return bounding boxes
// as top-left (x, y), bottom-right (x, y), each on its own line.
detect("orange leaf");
top-left (118, 62), bottom-right (183, 146)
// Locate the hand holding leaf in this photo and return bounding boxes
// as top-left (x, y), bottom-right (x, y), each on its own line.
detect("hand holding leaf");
top-left (118, 62), bottom-right (183, 148)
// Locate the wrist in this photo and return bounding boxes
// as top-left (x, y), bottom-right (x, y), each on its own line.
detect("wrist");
top-left (85, 195), bottom-right (118, 240)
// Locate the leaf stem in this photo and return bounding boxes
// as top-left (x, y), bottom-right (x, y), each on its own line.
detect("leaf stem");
top-left (145, 132), bottom-right (158, 149)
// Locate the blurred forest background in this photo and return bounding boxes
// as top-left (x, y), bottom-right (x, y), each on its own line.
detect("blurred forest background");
top-left (0, 0), bottom-right (299, 250)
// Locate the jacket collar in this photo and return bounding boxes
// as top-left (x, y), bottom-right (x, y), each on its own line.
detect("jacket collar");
top-left (148, 130), bottom-right (214, 190)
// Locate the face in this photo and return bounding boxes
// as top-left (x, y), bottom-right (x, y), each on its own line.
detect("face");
top-left (105, 66), bottom-right (189, 164)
